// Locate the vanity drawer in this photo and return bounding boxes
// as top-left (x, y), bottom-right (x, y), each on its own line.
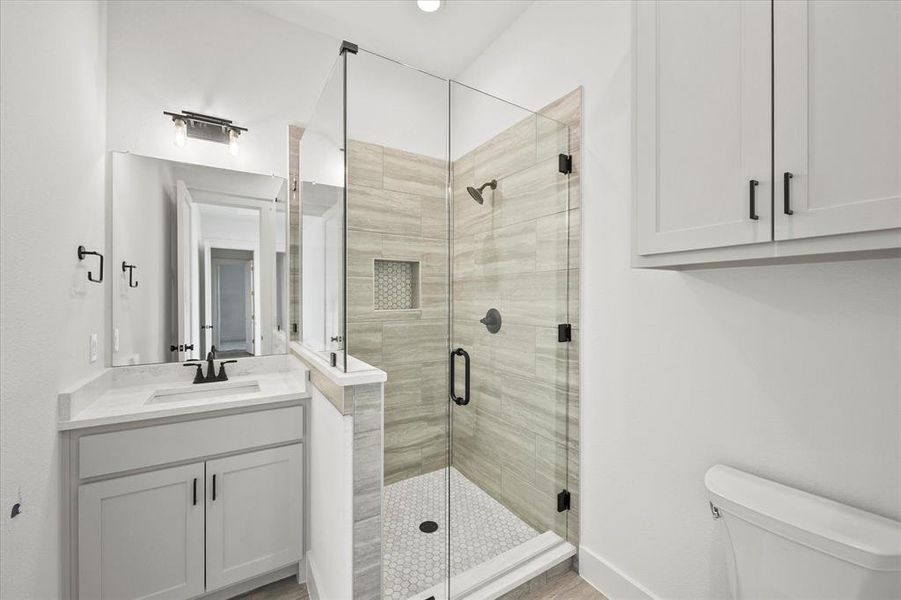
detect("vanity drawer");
top-left (79, 405), bottom-right (303, 479)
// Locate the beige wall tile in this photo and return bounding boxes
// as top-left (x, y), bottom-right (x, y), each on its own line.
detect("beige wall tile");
top-left (346, 230), bottom-right (382, 278)
top-left (347, 184), bottom-right (421, 235)
top-left (420, 195), bottom-right (448, 240)
top-left (348, 140), bottom-right (383, 189)
top-left (382, 319), bottom-right (447, 365)
top-left (383, 146), bottom-right (446, 199)
top-left (454, 220), bottom-right (537, 279)
top-left (495, 156), bottom-right (569, 228)
top-left (473, 115), bottom-right (537, 183)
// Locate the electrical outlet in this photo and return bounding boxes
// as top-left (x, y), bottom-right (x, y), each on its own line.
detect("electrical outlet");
top-left (89, 333), bottom-right (98, 363)
top-left (113, 328), bottom-right (119, 352)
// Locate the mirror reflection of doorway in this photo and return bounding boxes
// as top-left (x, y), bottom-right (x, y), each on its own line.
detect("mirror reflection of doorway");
top-left (210, 249), bottom-right (254, 358)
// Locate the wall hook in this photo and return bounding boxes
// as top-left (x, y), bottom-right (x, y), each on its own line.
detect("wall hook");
top-left (121, 261), bottom-right (138, 288)
top-left (77, 246), bottom-right (103, 283)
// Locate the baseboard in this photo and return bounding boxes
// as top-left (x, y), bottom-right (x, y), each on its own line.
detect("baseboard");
top-left (306, 552), bottom-right (322, 600)
top-left (578, 546), bottom-right (655, 600)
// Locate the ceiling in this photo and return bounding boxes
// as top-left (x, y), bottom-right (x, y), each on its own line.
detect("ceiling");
top-left (237, 0), bottom-right (534, 78)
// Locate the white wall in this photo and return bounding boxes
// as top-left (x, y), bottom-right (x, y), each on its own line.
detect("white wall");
top-left (307, 386), bottom-right (354, 600)
top-left (457, 2), bottom-right (901, 598)
top-left (106, 0), bottom-right (337, 177)
top-left (0, 2), bottom-right (108, 598)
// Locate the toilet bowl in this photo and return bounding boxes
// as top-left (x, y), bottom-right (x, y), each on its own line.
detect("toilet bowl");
top-left (705, 465), bottom-right (901, 599)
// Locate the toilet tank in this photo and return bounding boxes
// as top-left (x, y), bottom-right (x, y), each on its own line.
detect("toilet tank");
top-left (705, 465), bottom-right (901, 600)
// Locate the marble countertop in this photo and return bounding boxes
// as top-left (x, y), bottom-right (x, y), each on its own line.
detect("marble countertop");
top-left (58, 356), bottom-right (310, 431)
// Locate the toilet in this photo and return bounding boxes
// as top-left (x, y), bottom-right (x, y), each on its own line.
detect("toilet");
top-left (705, 465), bottom-right (901, 599)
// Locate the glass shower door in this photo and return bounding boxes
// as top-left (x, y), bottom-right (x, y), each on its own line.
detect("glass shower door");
top-left (448, 81), bottom-right (573, 596)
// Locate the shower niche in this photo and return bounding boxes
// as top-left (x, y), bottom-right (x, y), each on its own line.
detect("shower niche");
top-left (299, 43), bottom-right (580, 600)
top-left (374, 259), bottom-right (420, 311)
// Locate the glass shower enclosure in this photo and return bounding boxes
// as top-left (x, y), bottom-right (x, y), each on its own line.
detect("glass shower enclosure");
top-left (300, 44), bottom-right (575, 599)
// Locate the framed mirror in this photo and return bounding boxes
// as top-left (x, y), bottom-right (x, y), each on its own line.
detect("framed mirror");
top-left (111, 152), bottom-right (289, 366)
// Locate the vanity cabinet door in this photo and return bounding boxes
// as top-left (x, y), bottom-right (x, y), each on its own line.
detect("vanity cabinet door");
top-left (634, 0), bottom-right (772, 255)
top-left (205, 444), bottom-right (303, 591)
top-left (78, 463), bottom-right (205, 600)
top-left (774, 0), bottom-right (901, 241)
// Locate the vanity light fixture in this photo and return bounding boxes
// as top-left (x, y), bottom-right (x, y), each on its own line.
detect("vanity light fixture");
top-left (417, 0), bottom-right (441, 13)
top-left (163, 110), bottom-right (247, 154)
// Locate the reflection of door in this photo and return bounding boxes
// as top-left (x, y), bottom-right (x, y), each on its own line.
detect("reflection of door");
top-left (210, 253), bottom-right (254, 356)
top-left (176, 181), bottom-right (200, 361)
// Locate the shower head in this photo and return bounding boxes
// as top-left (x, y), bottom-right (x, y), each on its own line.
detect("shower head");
top-left (466, 179), bottom-right (497, 204)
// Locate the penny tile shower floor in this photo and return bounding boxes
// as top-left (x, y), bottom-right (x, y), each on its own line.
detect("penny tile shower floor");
top-left (383, 467), bottom-right (538, 600)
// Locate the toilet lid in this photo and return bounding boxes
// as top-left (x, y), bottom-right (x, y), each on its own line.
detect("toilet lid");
top-left (705, 465), bottom-right (901, 572)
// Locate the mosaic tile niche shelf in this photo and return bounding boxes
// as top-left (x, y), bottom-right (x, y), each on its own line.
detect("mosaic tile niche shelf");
top-left (374, 259), bottom-right (420, 311)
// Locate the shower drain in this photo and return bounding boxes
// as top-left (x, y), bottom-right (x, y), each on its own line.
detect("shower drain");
top-left (419, 520), bottom-right (439, 533)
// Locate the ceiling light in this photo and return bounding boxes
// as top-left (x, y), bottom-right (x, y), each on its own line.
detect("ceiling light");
top-left (417, 0), bottom-right (441, 13)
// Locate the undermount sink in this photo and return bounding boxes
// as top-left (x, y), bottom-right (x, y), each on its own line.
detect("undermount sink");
top-left (145, 380), bottom-right (261, 405)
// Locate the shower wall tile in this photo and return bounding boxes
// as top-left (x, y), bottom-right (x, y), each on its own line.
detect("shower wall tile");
top-left (347, 185), bottom-right (421, 235)
top-left (381, 235), bottom-right (447, 272)
top-left (351, 383), bottom-right (384, 600)
top-left (347, 230), bottom-right (383, 278)
top-left (381, 319), bottom-right (447, 365)
top-left (452, 88), bottom-right (582, 548)
top-left (383, 147), bottom-right (446, 199)
top-left (348, 140), bottom-right (383, 189)
top-left (346, 138), bottom-right (449, 484)
top-left (473, 114), bottom-right (538, 183)
top-left (420, 195), bottom-right (448, 240)
top-left (453, 220), bottom-right (538, 279)
top-left (289, 125), bottom-right (304, 341)
top-left (495, 156), bottom-right (569, 228)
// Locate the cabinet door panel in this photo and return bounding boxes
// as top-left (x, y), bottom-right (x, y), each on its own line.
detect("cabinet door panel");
top-left (78, 463), bottom-right (205, 600)
top-left (775, 0), bottom-right (901, 240)
top-left (206, 444), bottom-right (303, 591)
top-left (635, 0), bottom-right (771, 255)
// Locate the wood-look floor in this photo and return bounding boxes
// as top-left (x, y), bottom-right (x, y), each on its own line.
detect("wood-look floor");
top-left (510, 570), bottom-right (606, 600)
top-left (235, 569), bottom-right (603, 600)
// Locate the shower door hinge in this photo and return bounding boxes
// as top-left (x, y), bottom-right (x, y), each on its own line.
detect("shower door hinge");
top-left (558, 323), bottom-right (572, 343)
top-left (558, 153), bottom-right (573, 175)
top-left (557, 489), bottom-right (571, 512)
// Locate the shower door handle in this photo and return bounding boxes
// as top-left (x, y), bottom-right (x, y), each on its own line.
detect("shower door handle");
top-left (449, 348), bottom-right (470, 406)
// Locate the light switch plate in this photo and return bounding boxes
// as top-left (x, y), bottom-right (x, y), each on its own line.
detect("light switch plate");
top-left (89, 333), bottom-right (98, 363)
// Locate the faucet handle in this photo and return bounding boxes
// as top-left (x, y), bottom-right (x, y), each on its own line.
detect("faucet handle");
top-left (217, 360), bottom-right (238, 381)
top-left (183, 362), bottom-right (204, 384)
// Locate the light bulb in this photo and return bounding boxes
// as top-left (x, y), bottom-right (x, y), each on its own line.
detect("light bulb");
top-left (228, 129), bottom-right (240, 157)
top-left (173, 118), bottom-right (187, 148)
top-left (417, 0), bottom-right (441, 13)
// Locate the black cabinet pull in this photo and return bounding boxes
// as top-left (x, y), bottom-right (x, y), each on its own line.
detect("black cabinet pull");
top-left (212, 474), bottom-right (217, 501)
top-left (121, 261), bottom-right (138, 288)
top-left (192, 478), bottom-right (197, 506)
top-left (783, 172), bottom-right (794, 215)
top-left (749, 179), bottom-right (760, 220)
top-left (449, 347), bottom-right (470, 406)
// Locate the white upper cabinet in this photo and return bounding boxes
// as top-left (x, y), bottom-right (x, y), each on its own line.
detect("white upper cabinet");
top-left (635, 0), bottom-right (901, 266)
top-left (635, 0), bottom-right (772, 255)
top-left (775, 0), bottom-right (901, 241)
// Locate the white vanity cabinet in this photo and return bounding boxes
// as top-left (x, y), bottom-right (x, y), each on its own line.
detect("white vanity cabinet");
top-left (66, 404), bottom-right (305, 600)
top-left (634, 0), bottom-right (901, 267)
top-left (78, 464), bottom-right (206, 600)
top-left (206, 445), bottom-right (303, 591)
